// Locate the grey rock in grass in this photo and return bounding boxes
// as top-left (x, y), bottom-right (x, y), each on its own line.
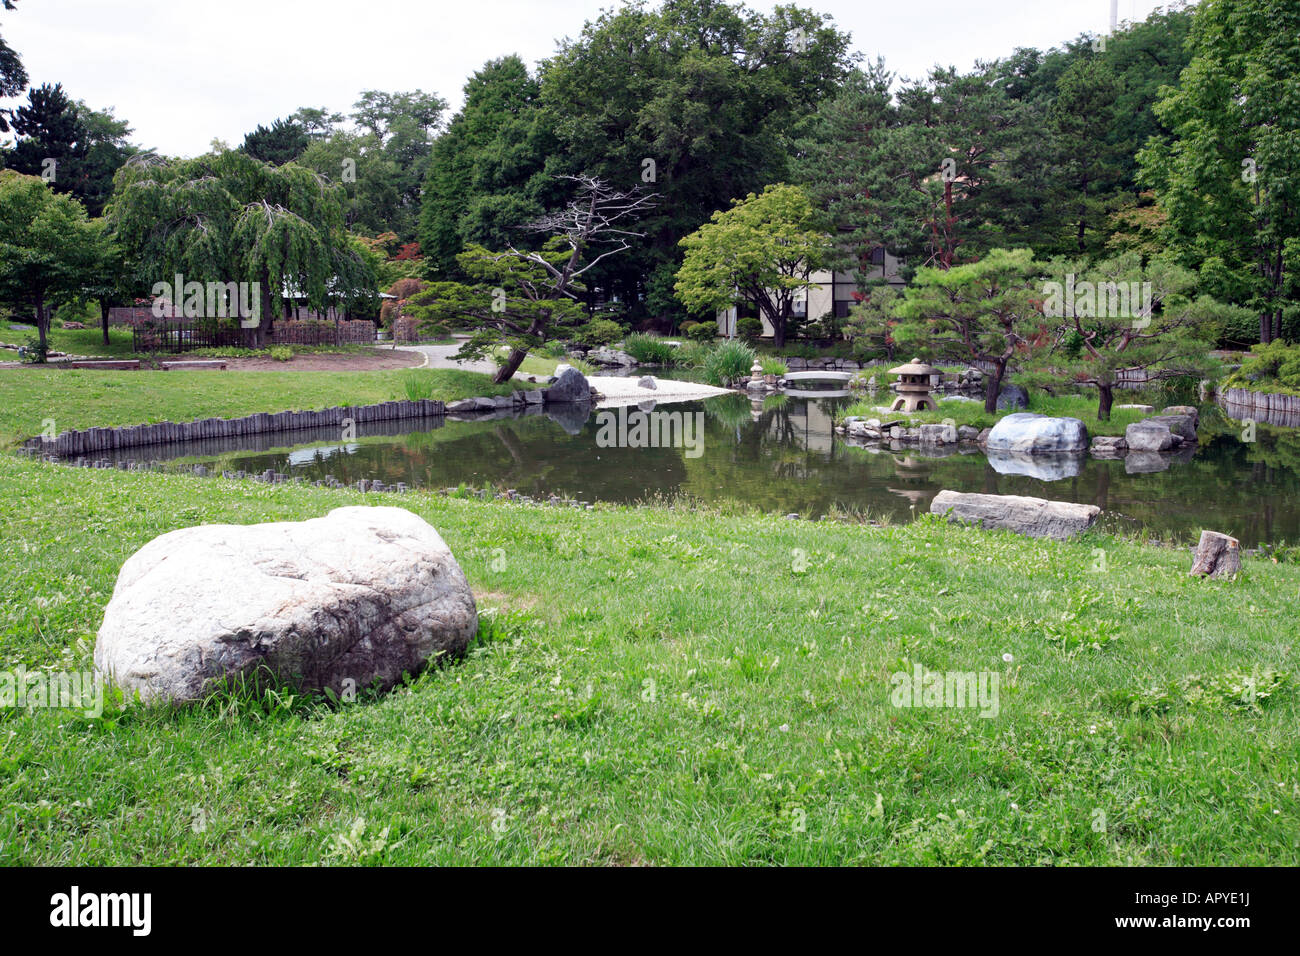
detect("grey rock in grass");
top-left (929, 490), bottom-right (1100, 541)
top-left (995, 384), bottom-right (1029, 410)
top-left (545, 365), bottom-right (593, 405)
top-left (986, 413), bottom-right (1088, 454)
top-left (94, 507), bottom-right (477, 704)
top-left (1125, 419), bottom-right (1174, 452)
top-left (1116, 404), bottom-right (1155, 415)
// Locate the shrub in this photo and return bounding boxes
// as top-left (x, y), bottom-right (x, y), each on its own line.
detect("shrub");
top-left (759, 356), bottom-right (788, 376)
top-left (623, 332), bottom-right (676, 366)
top-left (673, 341), bottom-right (710, 368)
top-left (401, 370), bottom-right (436, 401)
top-left (269, 346), bottom-right (293, 362)
top-left (1228, 340), bottom-right (1300, 393)
top-left (686, 322), bottom-right (717, 344)
top-left (736, 316), bottom-right (764, 343)
top-left (575, 318), bottom-right (624, 347)
top-left (702, 339), bottom-right (756, 387)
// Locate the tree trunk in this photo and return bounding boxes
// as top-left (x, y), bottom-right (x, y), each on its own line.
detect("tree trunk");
top-left (35, 291), bottom-right (48, 355)
top-left (1189, 530), bottom-right (1241, 578)
top-left (1260, 309), bottom-right (1272, 344)
top-left (254, 277), bottom-right (274, 348)
top-left (983, 366), bottom-right (1002, 414)
top-left (495, 346), bottom-right (528, 384)
top-left (100, 299), bottom-right (111, 346)
top-left (1097, 382), bottom-right (1114, 422)
top-left (769, 307), bottom-right (786, 349)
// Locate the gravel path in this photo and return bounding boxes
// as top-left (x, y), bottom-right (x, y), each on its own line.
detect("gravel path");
top-left (393, 343), bottom-right (732, 405)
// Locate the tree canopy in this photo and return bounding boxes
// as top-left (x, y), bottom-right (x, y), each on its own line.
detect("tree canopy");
top-left (107, 148), bottom-right (375, 345)
top-left (0, 170), bottom-right (106, 354)
top-left (676, 183), bottom-right (831, 348)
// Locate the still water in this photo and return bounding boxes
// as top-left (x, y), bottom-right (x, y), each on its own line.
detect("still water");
top-left (103, 389), bottom-right (1300, 548)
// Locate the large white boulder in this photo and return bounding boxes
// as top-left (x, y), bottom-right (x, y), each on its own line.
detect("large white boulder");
top-left (985, 413), bottom-right (1089, 454)
top-left (94, 507), bottom-right (478, 703)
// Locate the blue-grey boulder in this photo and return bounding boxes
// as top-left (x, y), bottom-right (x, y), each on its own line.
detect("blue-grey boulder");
top-left (545, 365), bottom-right (593, 405)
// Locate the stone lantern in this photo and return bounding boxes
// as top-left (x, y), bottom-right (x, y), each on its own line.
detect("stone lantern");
top-left (888, 357), bottom-right (938, 412)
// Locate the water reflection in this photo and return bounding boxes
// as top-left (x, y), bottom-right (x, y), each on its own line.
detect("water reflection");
top-left (97, 391), bottom-right (1300, 547)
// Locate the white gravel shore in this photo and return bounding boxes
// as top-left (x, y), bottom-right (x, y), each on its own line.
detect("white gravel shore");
top-left (587, 374), bottom-right (733, 407)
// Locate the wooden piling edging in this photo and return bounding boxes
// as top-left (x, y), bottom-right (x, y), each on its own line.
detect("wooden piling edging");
top-left (23, 398), bottom-right (447, 457)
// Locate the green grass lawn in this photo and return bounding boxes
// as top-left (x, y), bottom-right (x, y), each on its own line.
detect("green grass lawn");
top-left (840, 392), bottom-right (1166, 437)
top-left (0, 367), bottom-right (515, 447)
top-left (0, 323), bottom-right (140, 359)
top-left (0, 454), bottom-right (1295, 865)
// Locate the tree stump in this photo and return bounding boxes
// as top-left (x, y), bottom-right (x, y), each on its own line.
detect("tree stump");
top-left (1189, 531), bottom-right (1241, 578)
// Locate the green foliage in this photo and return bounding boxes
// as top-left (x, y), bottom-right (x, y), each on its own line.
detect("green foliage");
top-left (0, 171), bottom-right (106, 353)
top-left (887, 248), bottom-right (1046, 411)
top-left (401, 370), bottom-right (437, 401)
top-left (622, 332), bottom-right (675, 366)
top-left (701, 339), bottom-right (756, 387)
top-left (0, 82), bottom-right (134, 217)
top-left (108, 149), bottom-right (376, 346)
top-left (1035, 253), bottom-right (1222, 418)
top-left (573, 318), bottom-right (623, 348)
top-left (268, 346), bottom-right (292, 362)
top-left (685, 322), bottom-right (716, 344)
top-left (540, 1), bottom-right (854, 322)
top-left (676, 184), bottom-right (831, 348)
top-left (417, 57), bottom-right (554, 277)
top-left (296, 90), bottom-right (446, 244)
top-left (758, 355), bottom-right (788, 376)
top-left (1138, 0), bottom-right (1300, 344)
top-left (736, 316), bottom-right (763, 343)
top-left (1226, 340), bottom-right (1300, 395)
top-left (240, 117), bottom-right (309, 166)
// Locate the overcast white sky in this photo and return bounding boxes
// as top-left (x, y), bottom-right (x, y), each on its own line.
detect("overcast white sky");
top-left (2, 0), bottom-right (1183, 156)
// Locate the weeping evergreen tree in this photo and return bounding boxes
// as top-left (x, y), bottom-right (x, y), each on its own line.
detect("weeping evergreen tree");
top-left (107, 148), bottom-right (374, 346)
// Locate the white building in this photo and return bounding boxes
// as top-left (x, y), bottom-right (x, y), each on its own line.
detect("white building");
top-left (716, 249), bottom-right (906, 338)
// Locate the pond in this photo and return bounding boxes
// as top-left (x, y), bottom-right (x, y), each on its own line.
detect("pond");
top-left (94, 388), bottom-right (1300, 548)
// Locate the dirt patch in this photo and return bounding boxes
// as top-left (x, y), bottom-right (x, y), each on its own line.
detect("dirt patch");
top-left (225, 350), bottom-right (424, 372)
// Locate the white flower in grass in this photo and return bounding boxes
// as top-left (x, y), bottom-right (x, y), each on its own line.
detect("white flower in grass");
top-left (1002, 653), bottom-right (1014, 663)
